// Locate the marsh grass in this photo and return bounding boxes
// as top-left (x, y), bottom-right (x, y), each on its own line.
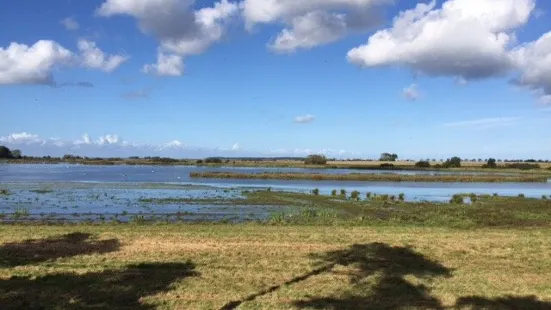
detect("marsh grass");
top-left (190, 171), bottom-right (548, 183)
top-left (30, 189), bottom-right (54, 194)
top-left (0, 189), bottom-right (9, 195)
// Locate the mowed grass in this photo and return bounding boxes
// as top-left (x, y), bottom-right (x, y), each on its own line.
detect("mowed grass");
top-left (0, 225), bottom-right (551, 309)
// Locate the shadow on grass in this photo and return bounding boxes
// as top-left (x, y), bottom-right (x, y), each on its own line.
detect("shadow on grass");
top-left (294, 243), bottom-right (452, 309)
top-left (0, 262), bottom-right (198, 309)
top-left (0, 232), bottom-right (120, 267)
top-left (455, 295), bottom-right (551, 310)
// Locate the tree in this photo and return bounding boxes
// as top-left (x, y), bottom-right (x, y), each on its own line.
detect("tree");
top-left (483, 158), bottom-right (497, 169)
top-left (10, 149), bottom-right (21, 159)
top-left (304, 155), bottom-right (327, 165)
top-left (443, 156), bottom-right (461, 168)
top-left (0, 146), bottom-right (13, 159)
top-left (414, 160), bottom-right (431, 168)
top-left (379, 153), bottom-right (398, 162)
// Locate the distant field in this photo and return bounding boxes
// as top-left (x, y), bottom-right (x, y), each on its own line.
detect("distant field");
top-left (0, 225), bottom-right (550, 309)
top-left (190, 171), bottom-right (548, 183)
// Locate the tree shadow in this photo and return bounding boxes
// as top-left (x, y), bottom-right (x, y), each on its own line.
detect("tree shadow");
top-left (0, 261), bottom-right (198, 309)
top-left (455, 295), bottom-right (551, 310)
top-left (0, 232), bottom-right (120, 267)
top-left (294, 242), bottom-right (452, 310)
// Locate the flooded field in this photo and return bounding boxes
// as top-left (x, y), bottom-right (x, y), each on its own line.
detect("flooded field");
top-left (1, 164), bottom-right (550, 223)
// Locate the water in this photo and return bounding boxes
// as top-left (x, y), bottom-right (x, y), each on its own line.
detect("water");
top-left (1, 164), bottom-right (550, 222)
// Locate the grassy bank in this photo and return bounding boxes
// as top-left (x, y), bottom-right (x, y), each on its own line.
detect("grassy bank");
top-left (190, 171), bottom-right (548, 183)
top-left (0, 225), bottom-right (550, 309)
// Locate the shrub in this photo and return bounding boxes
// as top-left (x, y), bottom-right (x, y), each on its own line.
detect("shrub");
top-left (304, 155), bottom-right (327, 165)
top-left (312, 188), bottom-right (320, 195)
top-left (469, 193), bottom-right (477, 203)
top-left (390, 195), bottom-right (396, 201)
top-left (380, 153), bottom-right (398, 161)
top-left (351, 190), bottom-right (360, 200)
top-left (366, 192), bottom-right (372, 199)
top-left (414, 161), bottom-right (431, 168)
top-left (340, 189), bottom-right (347, 196)
top-left (398, 193), bottom-right (405, 201)
top-left (506, 163), bottom-right (540, 170)
top-left (518, 193), bottom-right (525, 198)
top-left (331, 189), bottom-right (337, 196)
top-left (493, 193), bottom-right (499, 197)
top-left (542, 195), bottom-right (547, 200)
top-left (379, 163), bottom-right (395, 169)
top-left (450, 194), bottom-right (464, 204)
top-left (196, 159), bottom-right (203, 164)
top-left (443, 157), bottom-right (461, 168)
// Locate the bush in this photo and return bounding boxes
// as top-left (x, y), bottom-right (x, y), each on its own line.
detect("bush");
top-left (493, 193), bottom-right (499, 197)
top-left (379, 163), bottom-right (395, 169)
top-left (366, 192), bottom-right (372, 199)
top-left (518, 193), bottom-right (525, 198)
top-left (414, 161), bottom-right (431, 168)
top-left (398, 193), bottom-right (405, 201)
top-left (340, 189), bottom-right (347, 197)
top-left (304, 155), bottom-right (327, 165)
top-left (542, 195), bottom-right (547, 200)
top-left (506, 163), bottom-right (540, 170)
top-left (469, 193), bottom-right (477, 203)
top-left (350, 190), bottom-right (360, 200)
top-left (312, 188), bottom-right (320, 195)
top-left (196, 159), bottom-right (203, 164)
top-left (331, 189), bottom-right (337, 196)
top-left (450, 194), bottom-right (464, 204)
top-left (443, 157), bottom-right (461, 168)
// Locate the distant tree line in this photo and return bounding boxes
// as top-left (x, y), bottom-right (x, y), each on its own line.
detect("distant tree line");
top-left (0, 146), bottom-right (22, 159)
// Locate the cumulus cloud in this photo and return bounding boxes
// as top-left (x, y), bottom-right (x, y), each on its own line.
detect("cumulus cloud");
top-left (244, 0), bottom-right (388, 52)
top-left (0, 40), bottom-right (73, 85)
top-left (403, 83), bottom-right (420, 101)
top-left (77, 39), bottom-right (128, 72)
top-left (0, 39), bottom-right (126, 85)
top-left (231, 143), bottom-right (240, 150)
top-left (294, 114), bottom-right (315, 124)
top-left (510, 31), bottom-right (551, 103)
top-left (442, 117), bottom-right (520, 130)
top-left (96, 134), bottom-right (121, 145)
top-left (98, 0), bottom-right (238, 76)
top-left (60, 17), bottom-right (79, 31)
top-left (143, 52), bottom-right (184, 76)
top-left (347, 0), bottom-right (536, 80)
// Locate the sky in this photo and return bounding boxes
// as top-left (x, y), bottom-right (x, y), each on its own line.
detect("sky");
top-left (1, 0), bottom-right (551, 160)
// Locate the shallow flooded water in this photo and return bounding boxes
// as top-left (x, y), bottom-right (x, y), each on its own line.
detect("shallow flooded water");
top-left (1, 164), bottom-right (550, 223)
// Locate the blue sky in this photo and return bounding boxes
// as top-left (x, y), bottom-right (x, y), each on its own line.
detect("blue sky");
top-left (1, 0), bottom-right (551, 159)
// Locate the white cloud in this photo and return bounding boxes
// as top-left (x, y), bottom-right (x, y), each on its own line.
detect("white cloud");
top-left (0, 132), bottom-right (43, 144)
top-left (510, 31), bottom-right (551, 103)
top-left (60, 17), bottom-right (79, 31)
top-left (74, 133), bottom-right (92, 145)
top-left (231, 143), bottom-right (240, 150)
top-left (294, 114), bottom-right (315, 124)
top-left (403, 83), bottom-right (420, 101)
top-left (0, 40), bottom-right (73, 85)
top-left (165, 140), bottom-right (185, 148)
top-left (77, 39), bottom-right (128, 72)
top-left (96, 134), bottom-right (121, 145)
top-left (98, 0), bottom-right (238, 76)
top-left (244, 0), bottom-right (388, 52)
top-left (143, 52), bottom-right (184, 76)
top-left (442, 117), bottom-right (520, 130)
top-left (347, 0), bottom-right (536, 80)
top-left (0, 39), bottom-right (126, 85)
